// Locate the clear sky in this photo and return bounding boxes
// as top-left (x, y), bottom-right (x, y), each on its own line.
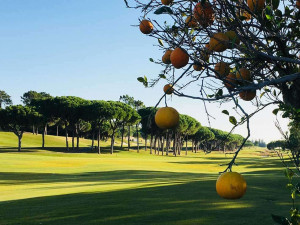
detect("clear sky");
top-left (0, 0), bottom-right (289, 143)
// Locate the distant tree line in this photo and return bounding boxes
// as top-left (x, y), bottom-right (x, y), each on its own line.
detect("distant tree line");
top-left (0, 90), bottom-right (248, 155)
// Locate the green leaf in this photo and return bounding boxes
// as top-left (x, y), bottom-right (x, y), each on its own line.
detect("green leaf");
top-left (215, 89), bottom-right (223, 97)
top-left (159, 74), bottom-right (166, 79)
top-left (273, 89), bottom-right (277, 96)
top-left (260, 92), bottom-right (265, 98)
top-left (271, 214), bottom-right (290, 225)
top-left (149, 58), bottom-right (154, 62)
top-left (284, 168), bottom-right (294, 180)
top-left (291, 190), bottom-right (296, 200)
top-left (137, 77), bottom-right (144, 83)
top-left (222, 110), bottom-right (229, 115)
top-left (229, 116), bottom-right (237, 126)
top-left (158, 39), bottom-right (164, 46)
top-left (154, 6), bottom-right (173, 15)
top-left (286, 183), bottom-right (294, 189)
top-left (272, 108), bottom-right (279, 115)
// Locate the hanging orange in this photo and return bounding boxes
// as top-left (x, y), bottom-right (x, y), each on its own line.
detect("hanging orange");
top-left (161, 0), bottom-right (173, 5)
top-left (162, 50), bottom-right (173, 64)
top-left (209, 33), bottom-right (229, 52)
top-left (155, 107), bottom-right (180, 129)
top-left (193, 2), bottom-right (214, 27)
top-left (193, 63), bottom-right (203, 71)
top-left (139, 20), bottom-right (153, 34)
top-left (185, 16), bottom-right (198, 28)
top-left (163, 84), bottom-right (174, 95)
top-left (224, 73), bottom-right (237, 89)
top-left (239, 90), bottom-right (256, 101)
top-left (247, 0), bottom-right (265, 12)
top-left (170, 47), bottom-right (190, 69)
top-left (216, 172), bottom-right (247, 199)
top-left (214, 62), bottom-right (230, 78)
top-left (236, 68), bottom-right (251, 83)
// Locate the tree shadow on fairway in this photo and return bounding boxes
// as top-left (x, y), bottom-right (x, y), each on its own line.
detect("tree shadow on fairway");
top-left (0, 146), bottom-right (125, 154)
top-left (0, 169), bottom-right (294, 225)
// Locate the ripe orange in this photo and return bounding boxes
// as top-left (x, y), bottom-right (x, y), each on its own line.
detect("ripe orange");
top-left (193, 2), bottom-right (214, 27)
top-left (247, 0), bottom-right (265, 12)
top-left (155, 107), bottom-right (180, 129)
top-left (163, 84), bottom-right (174, 95)
top-left (216, 172), bottom-right (247, 199)
top-left (170, 47), bottom-right (190, 69)
top-left (225, 31), bottom-right (240, 48)
top-left (224, 73), bottom-right (237, 89)
top-left (139, 20), bottom-right (153, 34)
top-left (214, 62), bottom-right (230, 78)
top-left (185, 16), bottom-right (198, 28)
top-left (209, 33), bottom-right (229, 52)
top-left (161, 0), bottom-right (173, 5)
top-left (162, 50), bottom-right (173, 64)
top-left (236, 68), bottom-right (251, 82)
top-left (193, 63), bottom-right (203, 71)
top-left (239, 90), bottom-right (256, 101)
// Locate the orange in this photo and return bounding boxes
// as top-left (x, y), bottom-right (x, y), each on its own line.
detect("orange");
top-left (139, 20), bottom-right (153, 34)
top-left (247, 0), bottom-right (265, 12)
top-left (162, 50), bottom-right (173, 64)
top-left (161, 0), bottom-right (173, 5)
top-left (170, 47), bottom-right (190, 69)
top-left (214, 62), bottom-right (230, 78)
top-left (163, 84), bottom-right (174, 95)
top-left (224, 73), bottom-right (237, 89)
top-left (155, 107), bottom-right (179, 129)
top-left (193, 2), bottom-right (214, 27)
top-left (239, 90), bottom-right (256, 101)
top-left (225, 31), bottom-right (240, 48)
top-left (216, 172), bottom-right (247, 199)
top-left (209, 33), bottom-right (229, 52)
top-left (185, 16), bottom-right (198, 28)
top-left (236, 68), bottom-right (251, 82)
top-left (193, 63), bottom-right (203, 71)
top-left (297, 0), bottom-right (300, 9)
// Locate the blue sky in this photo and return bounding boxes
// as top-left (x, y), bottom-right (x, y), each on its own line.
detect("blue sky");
top-left (0, 0), bottom-right (289, 142)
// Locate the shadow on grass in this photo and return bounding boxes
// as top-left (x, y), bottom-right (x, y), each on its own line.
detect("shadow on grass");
top-left (0, 146), bottom-right (125, 154)
top-left (0, 169), bottom-right (292, 225)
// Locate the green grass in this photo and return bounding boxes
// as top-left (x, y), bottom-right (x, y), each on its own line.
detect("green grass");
top-left (0, 131), bottom-right (296, 225)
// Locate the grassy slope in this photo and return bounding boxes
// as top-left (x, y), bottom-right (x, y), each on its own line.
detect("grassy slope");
top-left (0, 132), bottom-right (295, 225)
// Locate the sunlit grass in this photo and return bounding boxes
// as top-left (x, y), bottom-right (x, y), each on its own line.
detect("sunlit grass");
top-left (0, 131), bottom-right (296, 225)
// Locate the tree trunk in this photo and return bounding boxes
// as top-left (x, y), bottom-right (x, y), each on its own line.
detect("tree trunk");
top-left (127, 125), bottom-right (131, 150)
top-left (161, 136), bottom-right (165, 156)
top-left (65, 126), bottom-right (69, 151)
top-left (154, 136), bottom-right (158, 155)
top-left (91, 131), bottom-right (95, 150)
top-left (185, 135), bottom-right (188, 155)
top-left (72, 128), bottom-right (75, 150)
top-left (32, 124), bottom-right (35, 135)
top-left (97, 126), bottom-right (101, 154)
top-left (166, 133), bottom-right (169, 156)
top-left (145, 133), bottom-right (147, 151)
top-left (110, 129), bottom-right (115, 154)
top-left (18, 132), bottom-right (23, 152)
top-left (150, 133), bottom-right (153, 154)
top-left (136, 124), bottom-right (139, 153)
top-left (121, 123), bottom-right (125, 148)
top-left (57, 125), bottom-right (59, 136)
top-left (36, 127), bottom-right (38, 135)
top-left (42, 124), bottom-right (46, 149)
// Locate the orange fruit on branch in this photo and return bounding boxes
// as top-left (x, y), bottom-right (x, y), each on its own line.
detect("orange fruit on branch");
top-left (216, 172), bottom-right (247, 199)
top-left (185, 16), bottom-right (198, 28)
top-left (162, 50), bottom-right (173, 64)
top-left (163, 84), bottom-right (174, 95)
top-left (224, 73), bottom-right (238, 89)
top-left (225, 31), bottom-right (240, 48)
top-left (247, 0), bottom-right (265, 12)
top-left (193, 2), bottom-right (214, 27)
top-left (161, 0), bottom-right (173, 5)
top-left (236, 68), bottom-right (251, 83)
top-left (170, 47), bottom-right (190, 69)
top-left (193, 63), bottom-right (203, 71)
top-left (239, 90), bottom-right (256, 101)
top-left (155, 107), bottom-right (180, 129)
top-left (139, 20), bottom-right (153, 34)
top-left (209, 33), bottom-right (229, 52)
top-left (214, 61), bottom-right (230, 78)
